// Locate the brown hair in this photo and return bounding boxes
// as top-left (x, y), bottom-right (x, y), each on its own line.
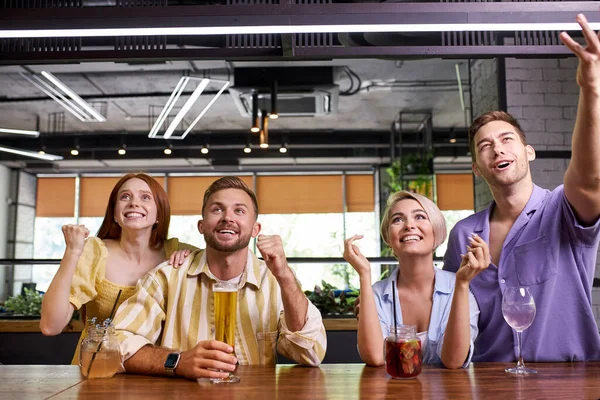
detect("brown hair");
top-left (202, 176), bottom-right (259, 218)
top-left (96, 173), bottom-right (170, 249)
top-left (380, 191), bottom-right (447, 252)
top-left (468, 111), bottom-right (527, 162)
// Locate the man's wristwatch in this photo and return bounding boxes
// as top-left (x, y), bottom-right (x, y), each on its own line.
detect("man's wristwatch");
top-left (164, 352), bottom-right (181, 377)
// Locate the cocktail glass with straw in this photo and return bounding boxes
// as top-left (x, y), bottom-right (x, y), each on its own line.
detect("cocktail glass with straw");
top-left (81, 290), bottom-right (122, 378)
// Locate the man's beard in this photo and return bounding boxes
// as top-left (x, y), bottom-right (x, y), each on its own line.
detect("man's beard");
top-left (204, 231), bottom-right (252, 253)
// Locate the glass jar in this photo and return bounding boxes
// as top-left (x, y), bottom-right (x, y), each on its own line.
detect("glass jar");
top-left (79, 321), bottom-right (120, 379)
top-left (384, 324), bottom-right (422, 379)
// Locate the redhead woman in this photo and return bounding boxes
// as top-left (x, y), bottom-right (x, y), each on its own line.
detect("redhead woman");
top-left (344, 191), bottom-right (489, 369)
top-left (40, 173), bottom-right (196, 363)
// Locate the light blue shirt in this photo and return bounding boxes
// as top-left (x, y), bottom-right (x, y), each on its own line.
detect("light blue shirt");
top-left (372, 266), bottom-right (479, 367)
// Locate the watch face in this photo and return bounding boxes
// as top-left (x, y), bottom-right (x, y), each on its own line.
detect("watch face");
top-left (165, 353), bottom-right (180, 369)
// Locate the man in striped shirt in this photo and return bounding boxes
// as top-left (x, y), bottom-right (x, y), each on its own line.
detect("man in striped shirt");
top-left (112, 176), bottom-right (327, 380)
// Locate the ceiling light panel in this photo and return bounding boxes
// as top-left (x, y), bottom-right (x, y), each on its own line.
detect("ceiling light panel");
top-left (0, 128), bottom-right (40, 137)
top-left (0, 145), bottom-right (63, 161)
top-left (148, 77), bottom-right (229, 140)
top-left (19, 72), bottom-right (106, 122)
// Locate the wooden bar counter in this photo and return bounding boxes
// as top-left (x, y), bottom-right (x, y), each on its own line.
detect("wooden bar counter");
top-left (0, 318), bottom-right (356, 332)
top-left (1, 362), bottom-right (599, 400)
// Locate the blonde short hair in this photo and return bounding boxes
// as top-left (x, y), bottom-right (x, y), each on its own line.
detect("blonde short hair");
top-left (380, 191), bottom-right (447, 251)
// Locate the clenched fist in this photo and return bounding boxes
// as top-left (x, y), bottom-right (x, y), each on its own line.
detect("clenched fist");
top-left (256, 234), bottom-right (288, 278)
top-left (61, 224), bottom-right (90, 256)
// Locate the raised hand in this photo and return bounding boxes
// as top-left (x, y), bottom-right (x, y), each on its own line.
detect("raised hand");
top-left (61, 224), bottom-right (90, 256)
top-left (174, 340), bottom-right (237, 380)
top-left (456, 233), bottom-right (490, 285)
top-left (256, 234), bottom-right (288, 278)
top-left (343, 235), bottom-right (371, 278)
top-left (168, 249), bottom-right (192, 268)
top-left (559, 14), bottom-right (600, 91)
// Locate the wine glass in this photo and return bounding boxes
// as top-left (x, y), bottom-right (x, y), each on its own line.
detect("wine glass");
top-left (211, 282), bottom-right (240, 384)
top-left (501, 286), bottom-right (537, 375)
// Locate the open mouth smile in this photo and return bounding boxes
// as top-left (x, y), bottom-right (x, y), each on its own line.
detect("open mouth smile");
top-left (400, 235), bottom-right (422, 243)
top-left (494, 160), bottom-right (513, 171)
top-left (124, 211), bottom-right (145, 218)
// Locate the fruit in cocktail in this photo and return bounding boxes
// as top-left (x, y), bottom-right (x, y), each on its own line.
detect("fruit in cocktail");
top-left (385, 338), bottom-right (422, 379)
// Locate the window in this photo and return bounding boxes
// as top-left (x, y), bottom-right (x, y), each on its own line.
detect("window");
top-left (169, 215), bottom-right (206, 249)
top-left (32, 217), bottom-right (76, 292)
top-left (435, 209), bottom-right (475, 259)
top-left (258, 212), bottom-right (379, 291)
top-left (32, 173), bottom-right (381, 293)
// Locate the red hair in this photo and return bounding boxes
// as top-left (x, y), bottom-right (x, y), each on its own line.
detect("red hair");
top-left (96, 173), bottom-right (170, 249)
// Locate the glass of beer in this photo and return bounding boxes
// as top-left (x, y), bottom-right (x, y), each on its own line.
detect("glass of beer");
top-left (211, 281), bottom-right (240, 384)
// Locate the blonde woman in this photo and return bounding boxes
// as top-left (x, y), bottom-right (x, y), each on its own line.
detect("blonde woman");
top-left (344, 191), bottom-right (489, 369)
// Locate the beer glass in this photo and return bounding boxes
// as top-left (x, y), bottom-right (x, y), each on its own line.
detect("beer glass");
top-left (211, 281), bottom-right (240, 384)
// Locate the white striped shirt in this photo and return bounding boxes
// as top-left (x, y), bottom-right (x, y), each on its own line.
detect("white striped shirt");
top-left (113, 249), bottom-right (327, 368)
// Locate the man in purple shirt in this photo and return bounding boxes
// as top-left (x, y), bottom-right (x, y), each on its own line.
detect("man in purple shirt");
top-left (443, 14), bottom-right (600, 362)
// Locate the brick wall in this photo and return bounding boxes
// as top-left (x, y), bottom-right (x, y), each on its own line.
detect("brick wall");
top-left (469, 59), bottom-right (498, 212)
top-left (504, 56), bottom-right (600, 327)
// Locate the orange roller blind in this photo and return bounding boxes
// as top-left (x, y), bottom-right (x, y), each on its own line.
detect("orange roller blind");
top-left (257, 175), bottom-right (343, 214)
top-left (169, 176), bottom-right (254, 215)
top-left (79, 176), bottom-right (165, 217)
top-left (36, 177), bottom-right (76, 217)
top-left (436, 174), bottom-right (474, 211)
top-left (346, 175), bottom-right (374, 212)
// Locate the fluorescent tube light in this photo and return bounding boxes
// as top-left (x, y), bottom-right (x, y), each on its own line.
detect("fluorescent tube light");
top-left (41, 72), bottom-right (106, 122)
top-left (163, 78), bottom-right (210, 139)
top-left (0, 128), bottom-right (40, 137)
top-left (149, 77), bottom-right (189, 138)
top-left (180, 80), bottom-right (229, 139)
top-left (20, 73), bottom-right (89, 122)
top-left (20, 72), bottom-right (106, 122)
top-left (148, 77), bottom-right (229, 140)
top-left (0, 145), bottom-right (63, 161)
top-left (1, 23), bottom-right (599, 39)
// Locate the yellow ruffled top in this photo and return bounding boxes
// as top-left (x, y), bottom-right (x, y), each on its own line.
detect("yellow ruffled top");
top-left (69, 236), bottom-right (195, 364)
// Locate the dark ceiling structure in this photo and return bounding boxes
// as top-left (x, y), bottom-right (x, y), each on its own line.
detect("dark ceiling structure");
top-left (0, 1), bottom-right (593, 63)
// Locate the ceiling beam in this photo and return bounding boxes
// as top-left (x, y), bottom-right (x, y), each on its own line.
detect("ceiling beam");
top-left (0, 129), bottom-right (470, 162)
top-left (1, 2), bottom-right (597, 34)
top-left (0, 2), bottom-right (595, 63)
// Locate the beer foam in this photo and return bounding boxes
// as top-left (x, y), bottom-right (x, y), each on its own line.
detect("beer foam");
top-left (213, 287), bottom-right (238, 292)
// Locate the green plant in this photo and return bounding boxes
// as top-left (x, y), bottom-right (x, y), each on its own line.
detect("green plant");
top-left (304, 281), bottom-right (358, 316)
top-left (385, 153), bottom-right (433, 198)
top-left (3, 288), bottom-right (43, 316)
top-left (382, 152), bottom-right (434, 256)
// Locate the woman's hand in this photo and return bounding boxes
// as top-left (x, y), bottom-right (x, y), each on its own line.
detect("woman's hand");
top-left (456, 233), bottom-right (490, 285)
top-left (61, 224), bottom-right (90, 256)
top-left (168, 249), bottom-right (192, 268)
top-left (343, 235), bottom-right (371, 278)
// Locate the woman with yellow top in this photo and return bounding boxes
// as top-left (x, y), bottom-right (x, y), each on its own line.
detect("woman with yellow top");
top-left (39, 173), bottom-right (196, 363)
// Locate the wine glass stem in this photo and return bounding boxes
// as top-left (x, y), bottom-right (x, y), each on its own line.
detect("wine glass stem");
top-left (516, 330), bottom-right (525, 369)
